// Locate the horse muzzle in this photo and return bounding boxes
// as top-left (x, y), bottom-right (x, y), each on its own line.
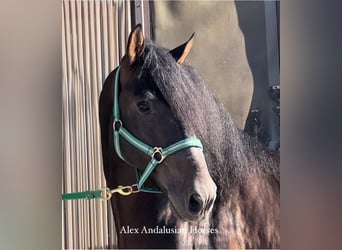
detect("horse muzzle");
top-left (164, 147), bottom-right (217, 222)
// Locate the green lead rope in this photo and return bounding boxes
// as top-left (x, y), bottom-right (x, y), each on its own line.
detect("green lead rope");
top-left (62, 185), bottom-right (141, 201)
top-left (62, 190), bottom-right (102, 200)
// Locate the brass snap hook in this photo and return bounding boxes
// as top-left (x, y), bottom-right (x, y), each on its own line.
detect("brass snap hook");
top-left (100, 184), bottom-right (141, 201)
top-left (115, 186), bottom-right (133, 196)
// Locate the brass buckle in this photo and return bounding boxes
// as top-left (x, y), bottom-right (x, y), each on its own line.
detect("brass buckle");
top-left (151, 147), bottom-right (165, 163)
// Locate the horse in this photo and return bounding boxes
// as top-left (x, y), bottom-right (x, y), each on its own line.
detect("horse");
top-left (99, 24), bottom-right (280, 249)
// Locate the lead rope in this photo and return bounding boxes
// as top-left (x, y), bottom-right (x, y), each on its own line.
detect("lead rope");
top-left (62, 185), bottom-right (140, 201)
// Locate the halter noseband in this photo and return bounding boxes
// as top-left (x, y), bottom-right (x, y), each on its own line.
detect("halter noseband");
top-left (113, 66), bottom-right (203, 193)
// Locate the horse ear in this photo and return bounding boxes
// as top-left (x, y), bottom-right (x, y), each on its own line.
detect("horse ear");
top-left (126, 24), bottom-right (145, 65)
top-left (169, 33), bottom-right (195, 65)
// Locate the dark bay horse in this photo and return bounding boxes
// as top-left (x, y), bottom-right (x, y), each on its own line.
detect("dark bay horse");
top-left (99, 24), bottom-right (279, 249)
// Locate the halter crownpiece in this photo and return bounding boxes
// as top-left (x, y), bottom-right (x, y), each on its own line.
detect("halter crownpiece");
top-left (113, 66), bottom-right (204, 193)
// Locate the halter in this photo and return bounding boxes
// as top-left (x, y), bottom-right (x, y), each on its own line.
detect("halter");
top-left (62, 66), bottom-right (204, 201)
top-left (113, 66), bottom-right (203, 193)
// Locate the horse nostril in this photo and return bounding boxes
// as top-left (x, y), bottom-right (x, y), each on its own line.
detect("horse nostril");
top-left (188, 193), bottom-right (204, 215)
top-left (207, 197), bottom-right (215, 211)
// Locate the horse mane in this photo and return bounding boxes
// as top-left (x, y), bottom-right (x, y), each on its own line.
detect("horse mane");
top-left (138, 41), bottom-right (279, 192)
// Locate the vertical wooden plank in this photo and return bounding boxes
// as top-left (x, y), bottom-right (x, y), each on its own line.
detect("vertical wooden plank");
top-left (107, 3), bottom-right (116, 245)
top-left (118, 0), bottom-right (131, 60)
top-left (76, 1), bottom-right (91, 248)
top-left (88, 0), bottom-right (99, 247)
top-left (70, 1), bottom-right (83, 248)
top-left (101, 1), bottom-right (109, 78)
top-left (143, 0), bottom-right (151, 39)
top-left (64, 1), bottom-right (78, 248)
top-left (108, 0), bottom-right (116, 70)
top-left (119, 1), bottom-right (126, 58)
top-left (82, 1), bottom-right (97, 248)
top-left (100, 3), bottom-right (110, 245)
top-left (94, 2), bottom-right (105, 248)
top-left (62, 1), bottom-right (73, 248)
top-left (100, 2), bottom-right (109, 247)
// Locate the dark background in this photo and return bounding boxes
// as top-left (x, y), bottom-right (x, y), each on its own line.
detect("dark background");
top-left (1, 0), bottom-right (342, 249)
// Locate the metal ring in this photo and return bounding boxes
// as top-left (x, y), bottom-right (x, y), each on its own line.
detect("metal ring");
top-left (100, 187), bottom-right (112, 201)
top-left (151, 147), bottom-right (165, 163)
top-left (113, 120), bottom-right (122, 131)
top-left (131, 184), bottom-right (141, 194)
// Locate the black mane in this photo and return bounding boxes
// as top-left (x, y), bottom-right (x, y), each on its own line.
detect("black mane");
top-left (138, 41), bottom-right (279, 191)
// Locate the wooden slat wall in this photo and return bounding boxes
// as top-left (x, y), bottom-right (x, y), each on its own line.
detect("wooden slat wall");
top-left (62, 1), bottom-right (131, 249)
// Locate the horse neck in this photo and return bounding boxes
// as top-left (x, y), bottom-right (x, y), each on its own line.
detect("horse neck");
top-left (202, 107), bottom-right (251, 184)
top-left (212, 168), bottom-right (280, 249)
top-left (212, 103), bottom-right (280, 184)
top-left (206, 109), bottom-right (280, 248)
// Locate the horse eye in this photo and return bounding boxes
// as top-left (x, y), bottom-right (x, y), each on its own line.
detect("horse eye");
top-left (137, 101), bottom-right (151, 113)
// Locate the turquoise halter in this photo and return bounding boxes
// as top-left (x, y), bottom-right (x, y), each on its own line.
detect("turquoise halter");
top-left (113, 66), bottom-right (203, 193)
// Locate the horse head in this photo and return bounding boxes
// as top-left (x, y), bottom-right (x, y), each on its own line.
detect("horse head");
top-left (116, 24), bottom-right (217, 222)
